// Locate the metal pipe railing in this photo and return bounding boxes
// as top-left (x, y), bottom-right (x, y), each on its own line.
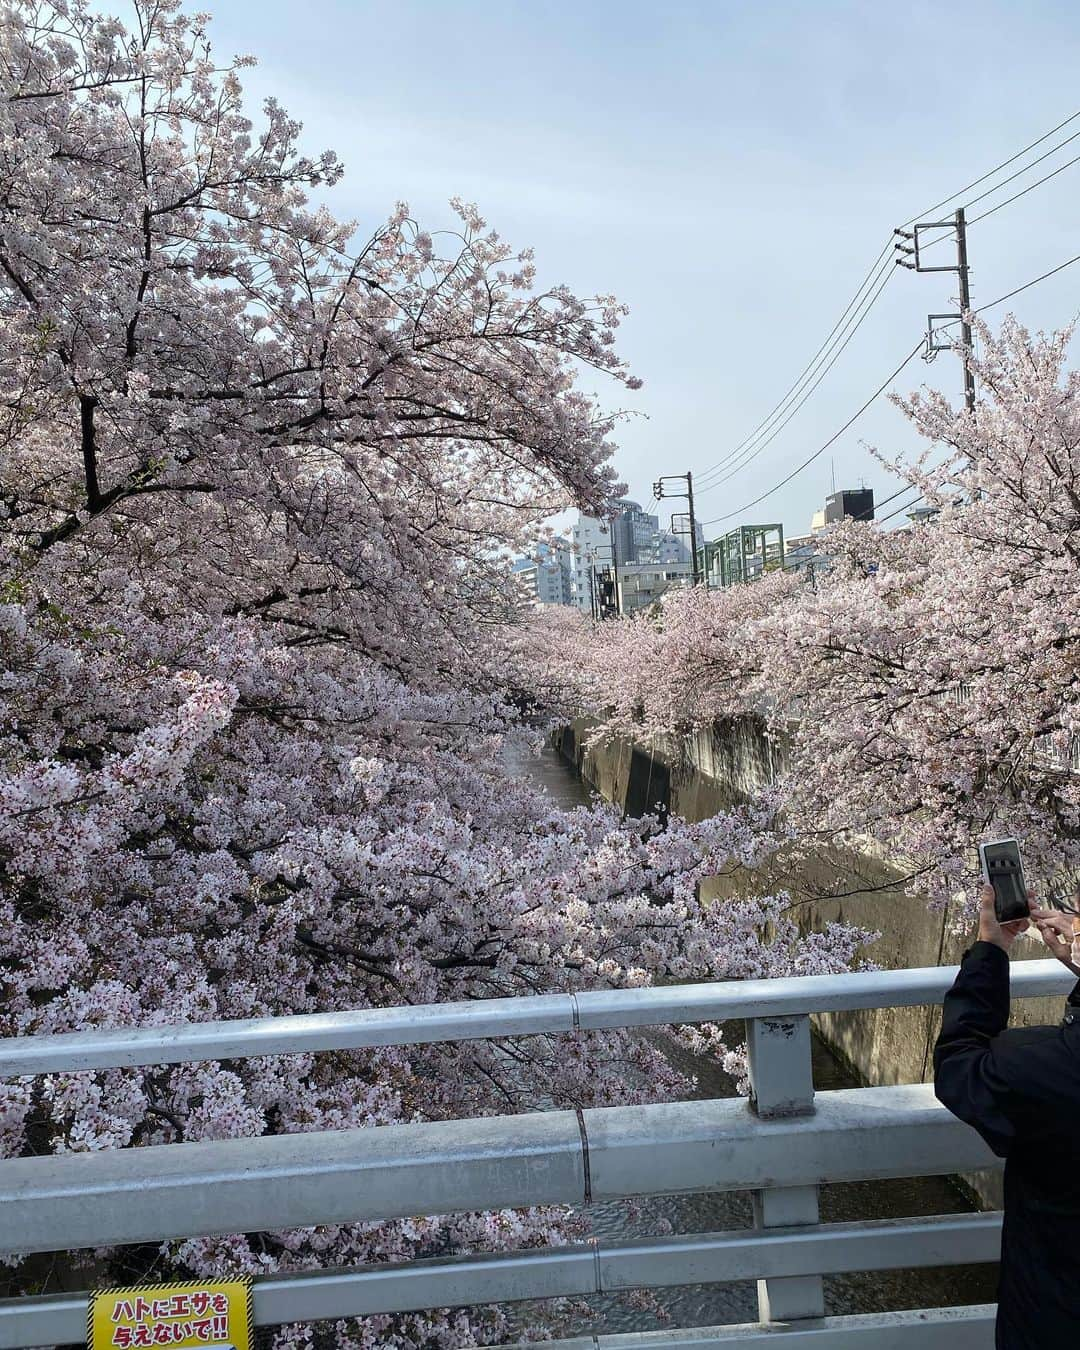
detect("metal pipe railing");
top-left (533, 1305), bottom-right (997, 1348)
top-left (0, 1213), bottom-right (1002, 1350)
top-left (0, 958), bottom-right (1071, 1078)
top-left (1, 1083), bottom-right (998, 1256)
top-left (2, 959), bottom-right (1064, 1348)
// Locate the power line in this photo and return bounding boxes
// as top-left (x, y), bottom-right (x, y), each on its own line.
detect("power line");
top-left (876, 248), bottom-right (1080, 527)
top-left (869, 253), bottom-right (1080, 529)
top-left (903, 119), bottom-right (1080, 266)
top-left (694, 250), bottom-right (894, 488)
top-left (964, 124), bottom-right (1080, 212)
top-left (730, 247), bottom-right (1080, 535)
top-left (934, 248), bottom-right (1080, 334)
top-left (850, 483), bottom-right (914, 521)
top-left (696, 262), bottom-right (896, 494)
top-left (693, 108), bottom-right (1080, 490)
top-left (912, 124), bottom-right (1080, 263)
top-left (970, 148), bottom-right (1080, 223)
top-left (698, 341), bottom-right (925, 528)
top-left (978, 251), bottom-right (1080, 312)
top-left (900, 132), bottom-right (1080, 410)
top-left (876, 493), bottom-right (925, 526)
top-left (913, 107), bottom-right (1080, 222)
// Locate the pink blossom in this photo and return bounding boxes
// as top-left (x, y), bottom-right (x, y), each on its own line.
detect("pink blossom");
top-left (0, 3), bottom-right (873, 1343)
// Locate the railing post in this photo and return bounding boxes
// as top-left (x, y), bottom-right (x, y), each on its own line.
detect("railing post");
top-left (745, 1012), bottom-right (824, 1323)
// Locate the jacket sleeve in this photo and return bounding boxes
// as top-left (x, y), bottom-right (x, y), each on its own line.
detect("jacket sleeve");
top-left (932, 940), bottom-right (1019, 1157)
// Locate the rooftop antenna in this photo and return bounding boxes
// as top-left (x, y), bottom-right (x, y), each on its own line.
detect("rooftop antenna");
top-left (830, 458), bottom-right (836, 495)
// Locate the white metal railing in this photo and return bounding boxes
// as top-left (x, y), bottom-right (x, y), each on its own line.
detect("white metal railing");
top-left (0, 959), bottom-right (1073, 1350)
top-left (0, 959), bottom-right (1067, 1079)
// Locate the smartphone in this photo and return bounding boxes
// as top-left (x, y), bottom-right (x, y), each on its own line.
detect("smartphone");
top-left (978, 838), bottom-right (1030, 923)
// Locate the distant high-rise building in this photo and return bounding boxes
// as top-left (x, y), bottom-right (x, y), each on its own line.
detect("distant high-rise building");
top-left (512, 541), bottom-right (572, 607)
top-left (571, 498), bottom-right (682, 613)
top-left (570, 514), bottom-right (612, 614)
top-left (824, 488), bottom-right (874, 525)
top-left (788, 488), bottom-right (875, 584)
top-left (612, 499), bottom-right (660, 564)
top-left (645, 524), bottom-right (703, 566)
top-left (615, 561), bottom-right (692, 615)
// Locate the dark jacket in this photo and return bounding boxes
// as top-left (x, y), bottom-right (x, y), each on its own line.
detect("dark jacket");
top-left (934, 940), bottom-right (1080, 1349)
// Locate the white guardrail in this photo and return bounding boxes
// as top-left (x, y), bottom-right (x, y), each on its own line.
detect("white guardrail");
top-left (0, 959), bottom-right (1073, 1349)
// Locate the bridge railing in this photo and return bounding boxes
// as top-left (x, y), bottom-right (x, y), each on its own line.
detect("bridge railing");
top-left (0, 959), bottom-right (1073, 1349)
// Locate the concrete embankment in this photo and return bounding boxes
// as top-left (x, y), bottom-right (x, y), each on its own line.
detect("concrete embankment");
top-left (556, 716), bottom-right (1066, 1211)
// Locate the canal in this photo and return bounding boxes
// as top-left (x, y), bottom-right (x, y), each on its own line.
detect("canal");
top-left (502, 740), bottom-right (996, 1338)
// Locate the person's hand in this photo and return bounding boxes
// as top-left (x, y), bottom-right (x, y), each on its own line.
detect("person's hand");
top-left (1028, 906), bottom-right (1080, 975)
top-left (977, 883), bottom-right (1031, 951)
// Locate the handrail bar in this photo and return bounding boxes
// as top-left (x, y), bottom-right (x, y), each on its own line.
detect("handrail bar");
top-left (0, 1213), bottom-right (1002, 1350)
top-left (0, 957), bottom-right (1071, 1077)
top-left (532, 1306), bottom-right (997, 1348)
top-left (0, 1083), bottom-right (999, 1255)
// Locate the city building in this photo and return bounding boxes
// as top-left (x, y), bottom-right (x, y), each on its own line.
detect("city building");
top-left (571, 501), bottom-right (702, 613)
top-left (511, 541), bottom-right (573, 607)
top-left (612, 499), bottom-right (661, 564)
top-left (570, 513), bottom-right (613, 614)
top-left (824, 488), bottom-right (874, 524)
top-left (614, 561), bottom-right (692, 615)
top-left (790, 487), bottom-right (877, 575)
top-left (643, 525), bottom-right (704, 566)
top-left (780, 531), bottom-right (820, 576)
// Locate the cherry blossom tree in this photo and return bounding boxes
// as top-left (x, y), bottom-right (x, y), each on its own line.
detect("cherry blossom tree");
top-left (524, 573), bottom-right (799, 745)
top-left (753, 316), bottom-right (1080, 910)
top-left (0, 3), bottom-right (871, 1344)
top-left (556, 317), bottom-right (1080, 918)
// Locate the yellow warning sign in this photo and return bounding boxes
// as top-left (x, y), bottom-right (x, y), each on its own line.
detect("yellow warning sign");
top-left (87, 1280), bottom-right (253, 1350)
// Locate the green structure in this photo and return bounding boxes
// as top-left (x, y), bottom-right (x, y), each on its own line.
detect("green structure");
top-left (700, 523), bottom-right (785, 588)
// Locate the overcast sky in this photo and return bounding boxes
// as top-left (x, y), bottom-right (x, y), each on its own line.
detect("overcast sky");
top-left (209, 0), bottom-right (1080, 537)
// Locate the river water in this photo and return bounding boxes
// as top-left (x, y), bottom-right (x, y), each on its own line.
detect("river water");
top-left (501, 741), bottom-right (996, 1338)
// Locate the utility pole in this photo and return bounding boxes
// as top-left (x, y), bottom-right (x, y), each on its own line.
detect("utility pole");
top-left (954, 208), bottom-right (976, 415)
top-left (687, 471), bottom-right (701, 587)
top-left (609, 522), bottom-right (621, 616)
top-left (596, 564), bottom-right (618, 619)
top-left (893, 207), bottom-right (976, 414)
top-left (672, 510), bottom-right (709, 590)
top-left (653, 472), bottom-right (702, 585)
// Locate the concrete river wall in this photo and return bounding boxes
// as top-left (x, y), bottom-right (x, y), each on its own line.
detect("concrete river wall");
top-left (555, 716), bottom-right (1068, 1212)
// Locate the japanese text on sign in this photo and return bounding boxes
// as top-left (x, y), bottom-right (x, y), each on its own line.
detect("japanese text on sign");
top-left (88, 1280), bottom-right (252, 1350)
